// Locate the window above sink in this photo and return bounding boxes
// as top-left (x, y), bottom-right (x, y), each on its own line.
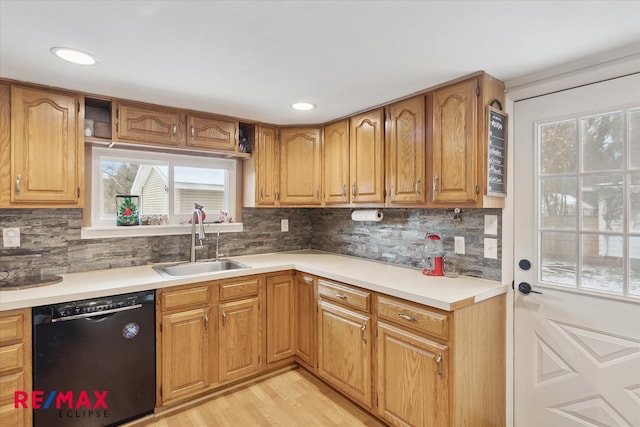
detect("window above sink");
top-left (82, 147), bottom-right (242, 239)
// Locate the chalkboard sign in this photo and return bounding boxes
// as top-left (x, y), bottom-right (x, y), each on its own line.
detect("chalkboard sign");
top-left (486, 106), bottom-right (508, 197)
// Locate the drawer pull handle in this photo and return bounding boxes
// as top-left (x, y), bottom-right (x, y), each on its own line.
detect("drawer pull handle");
top-left (334, 293), bottom-right (348, 300)
top-left (361, 323), bottom-right (367, 343)
top-left (398, 313), bottom-right (417, 322)
top-left (222, 312), bottom-right (227, 326)
top-left (15, 174), bottom-right (21, 195)
top-left (204, 313), bottom-right (209, 330)
top-left (172, 123), bottom-right (177, 136)
top-left (436, 353), bottom-right (443, 378)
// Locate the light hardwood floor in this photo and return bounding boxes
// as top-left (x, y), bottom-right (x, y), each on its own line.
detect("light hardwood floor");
top-left (133, 368), bottom-right (384, 426)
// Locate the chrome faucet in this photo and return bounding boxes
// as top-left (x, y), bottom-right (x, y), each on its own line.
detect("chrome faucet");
top-left (190, 209), bottom-right (206, 263)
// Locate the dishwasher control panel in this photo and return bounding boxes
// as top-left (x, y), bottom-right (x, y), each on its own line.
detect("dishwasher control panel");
top-left (33, 290), bottom-right (155, 323)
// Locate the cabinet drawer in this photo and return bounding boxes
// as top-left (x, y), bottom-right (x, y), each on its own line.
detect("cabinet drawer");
top-left (0, 314), bottom-right (24, 345)
top-left (219, 277), bottom-right (260, 301)
top-left (377, 296), bottom-right (449, 341)
top-left (0, 370), bottom-right (26, 403)
top-left (161, 285), bottom-right (211, 310)
top-left (0, 343), bottom-right (25, 374)
top-left (318, 280), bottom-right (370, 312)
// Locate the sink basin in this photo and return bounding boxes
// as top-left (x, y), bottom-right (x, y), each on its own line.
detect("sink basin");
top-left (153, 260), bottom-right (250, 278)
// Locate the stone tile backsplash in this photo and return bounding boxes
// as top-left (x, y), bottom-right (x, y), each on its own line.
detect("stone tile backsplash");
top-left (0, 207), bottom-right (501, 282)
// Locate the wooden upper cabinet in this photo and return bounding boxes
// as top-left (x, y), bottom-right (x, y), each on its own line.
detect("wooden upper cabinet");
top-left (350, 109), bottom-right (385, 204)
top-left (4, 86), bottom-right (82, 207)
top-left (187, 114), bottom-right (238, 152)
top-left (116, 102), bottom-right (183, 146)
top-left (255, 125), bottom-right (279, 206)
top-left (431, 78), bottom-right (479, 205)
top-left (385, 96), bottom-right (426, 205)
top-left (323, 120), bottom-right (350, 205)
top-left (279, 127), bottom-right (322, 205)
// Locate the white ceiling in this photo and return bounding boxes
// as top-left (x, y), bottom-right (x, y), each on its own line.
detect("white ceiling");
top-left (1, 0), bottom-right (639, 125)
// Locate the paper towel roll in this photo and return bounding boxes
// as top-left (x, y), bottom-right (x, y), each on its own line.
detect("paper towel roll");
top-left (351, 209), bottom-right (383, 222)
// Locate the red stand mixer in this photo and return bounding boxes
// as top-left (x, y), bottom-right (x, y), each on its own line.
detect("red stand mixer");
top-left (422, 234), bottom-right (445, 276)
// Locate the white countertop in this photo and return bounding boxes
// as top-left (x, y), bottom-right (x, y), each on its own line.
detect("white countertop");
top-left (0, 250), bottom-right (507, 312)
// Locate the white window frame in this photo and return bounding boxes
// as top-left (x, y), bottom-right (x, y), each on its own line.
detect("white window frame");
top-left (82, 147), bottom-right (242, 239)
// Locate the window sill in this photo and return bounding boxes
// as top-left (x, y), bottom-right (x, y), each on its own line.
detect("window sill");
top-left (81, 223), bottom-right (243, 239)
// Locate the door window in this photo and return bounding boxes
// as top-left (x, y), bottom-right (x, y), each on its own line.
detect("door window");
top-left (538, 107), bottom-right (640, 297)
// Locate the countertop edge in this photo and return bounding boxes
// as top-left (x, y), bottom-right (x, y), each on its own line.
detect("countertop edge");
top-left (0, 252), bottom-right (507, 312)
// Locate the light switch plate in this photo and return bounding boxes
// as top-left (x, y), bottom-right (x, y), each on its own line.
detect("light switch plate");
top-left (3, 227), bottom-right (20, 248)
top-left (484, 215), bottom-right (498, 235)
top-left (454, 236), bottom-right (465, 254)
top-left (484, 238), bottom-right (498, 259)
top-left (281, 219), bottom-right (289, 232)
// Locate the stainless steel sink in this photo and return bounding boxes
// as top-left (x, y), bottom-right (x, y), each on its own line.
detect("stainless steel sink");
top-left (153, 260), bottom-right (250, 278)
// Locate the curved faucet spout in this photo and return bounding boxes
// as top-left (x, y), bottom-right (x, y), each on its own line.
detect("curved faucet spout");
top-left (190, 209), bottom-right (206, 263)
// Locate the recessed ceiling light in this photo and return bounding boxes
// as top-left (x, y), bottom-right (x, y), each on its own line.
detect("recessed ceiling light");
top-left (50, 47), bottom-right (99, 65)
top-left (291, 102), bottom-right (316, 111)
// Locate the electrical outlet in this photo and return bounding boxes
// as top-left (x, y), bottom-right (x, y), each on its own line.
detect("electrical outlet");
top-left (281, 219), bottom-right (289, 232)
top-left (3, 227), bottom-right (20, 248)
top-left (484, 238), bottom-right (498, 259)
top-left (454, 236), bottom-right (465, 254)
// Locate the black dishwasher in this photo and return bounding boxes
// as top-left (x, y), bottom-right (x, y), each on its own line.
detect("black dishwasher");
top-left (33, 290), bottom-right (156, 427)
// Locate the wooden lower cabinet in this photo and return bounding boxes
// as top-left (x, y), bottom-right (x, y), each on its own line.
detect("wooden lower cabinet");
top-left (156, 272), bottom-right (505, 425)
top-left (317, 300), bottom-right (372, 409)
top-left (219, 297), bottom-right (261, 382)
top-left (0, 308), bottom-right (31, 427)
top-left (294, 273), bottom-right (316, 370)
top-left (160, 307), bottom-right (212, 403)
top-left (377, 322), bottom-right (449, 427)
top-left (266, 273), bottom-right (295, 363)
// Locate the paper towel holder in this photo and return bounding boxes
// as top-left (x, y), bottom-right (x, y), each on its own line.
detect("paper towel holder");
top-left (351, 209), bottom-right (384, 222)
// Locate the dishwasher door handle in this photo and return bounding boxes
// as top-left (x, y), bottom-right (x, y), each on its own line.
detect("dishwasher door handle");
top-left (51, 304), bottom-right (143, 322)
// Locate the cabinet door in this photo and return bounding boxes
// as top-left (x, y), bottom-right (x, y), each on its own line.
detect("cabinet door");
top-left (266, 274), bottom-right (295, 363)
top-left (350, 109), bottom-right (384, 204)
top-left (117, 102), bottom-right (183, 146)
top-left (377, 322), bottom-right (449, 427)
top-left (323, 120), bottom-right (350, 205)
top-left (431, 78), bottom-right (479, 204)
top-left (386, 96), bottom-right (426, 205)
top-left (295, 273), bottom-right (316, 369)
top-left (278, 127), bottom-right (322, 205)
top-left (219, 297), bottom-right (260, 382)
top-left (9, 87), bottom-right (81, 206)
top-left (255, 125), bottom-right (279, 206)
top-left (161, 308), bottom-right (210, 403)
top-left (317, 301), bottom-right (372, 409)
top-left (0, 371), bottom-right (29, 427)
top-left (187, 114), bottom-right (237, 152)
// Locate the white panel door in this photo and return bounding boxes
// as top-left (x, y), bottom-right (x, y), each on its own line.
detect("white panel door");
top-left (514, 73), bottom-right (640, 426)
